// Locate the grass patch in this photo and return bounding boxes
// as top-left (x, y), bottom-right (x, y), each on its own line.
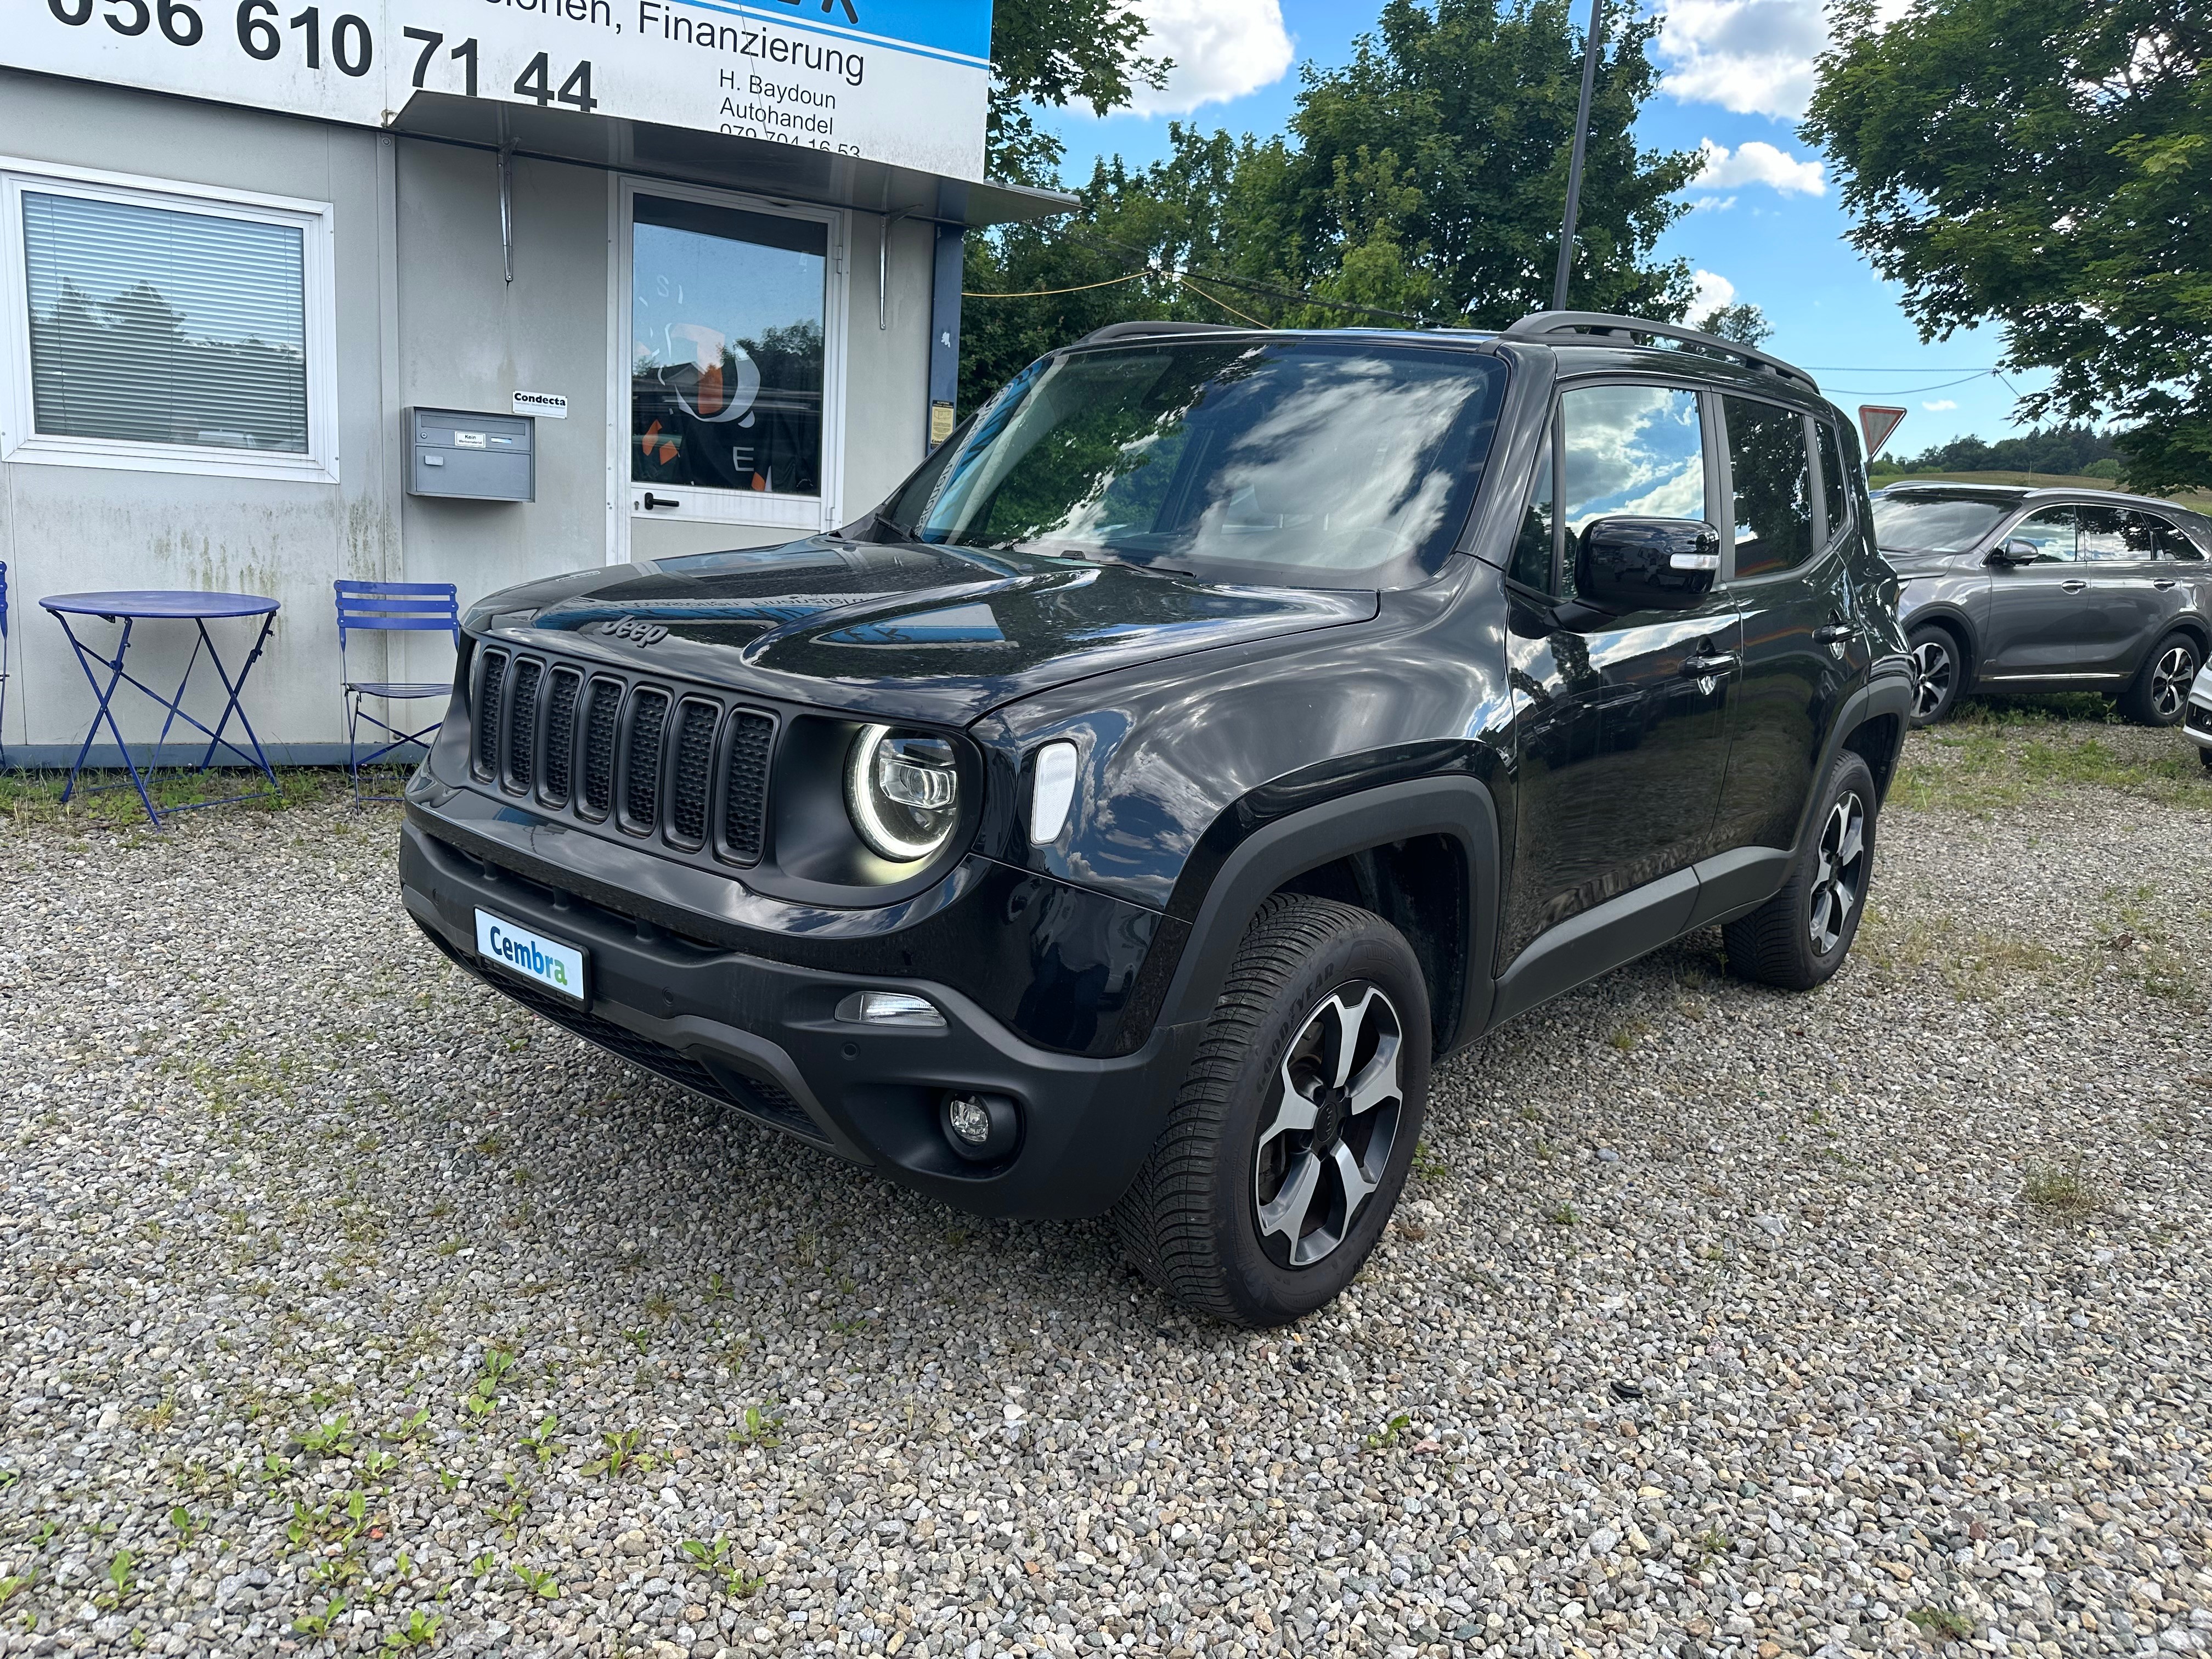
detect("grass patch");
top-left (0, 765), bottom-right (359, 829)
top-left (2022, 1158), bottom-right (2100, 1218)
top-left (1856, 905), bottom-right (2061, 1000)
top-left (1891, 725), bottom-right (2208, 815)
top-left (1905, 1606), bottom-right (1976, 1641)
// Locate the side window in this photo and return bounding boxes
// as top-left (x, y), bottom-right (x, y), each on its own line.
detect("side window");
top-left (1508, 429), bottom-right (1555, 591)
top-left (2010, 507), bottom-right (2077, 561)
top-left (1558, 383), bottom-right (1707, 600)
top-left (1815, 420), bottom-right (1852, 545)
top-left (1723, 397), bottom-right (1814, 577)
top-left (2129, 510), bottom-right (2198, 560)
top-left (2075, 505), bottom-right (2137, 561)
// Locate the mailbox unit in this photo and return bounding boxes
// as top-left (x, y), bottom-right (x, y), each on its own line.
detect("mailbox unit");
top-left (410, 408), bottom-right (535, 502)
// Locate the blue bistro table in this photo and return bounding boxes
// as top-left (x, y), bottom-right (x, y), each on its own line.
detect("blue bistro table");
top-left (41, 590), bottom-right (283, 830)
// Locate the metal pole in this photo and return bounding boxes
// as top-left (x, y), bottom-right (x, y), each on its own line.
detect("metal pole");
top-left (1551, 0), bottom-right (1605, 312)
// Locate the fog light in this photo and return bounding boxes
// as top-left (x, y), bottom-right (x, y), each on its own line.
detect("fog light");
top-left (940, 1091), bottom-right (1019, 1161)
top-left (836, 990), bottom-right (946, 1027)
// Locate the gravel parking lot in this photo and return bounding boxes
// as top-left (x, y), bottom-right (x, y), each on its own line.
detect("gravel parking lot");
top-left (3, 713), bottom-right (2210, 1659)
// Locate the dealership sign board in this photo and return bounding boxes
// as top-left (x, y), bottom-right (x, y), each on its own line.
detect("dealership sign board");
top-left (7, 0), bottom-right (994, 183)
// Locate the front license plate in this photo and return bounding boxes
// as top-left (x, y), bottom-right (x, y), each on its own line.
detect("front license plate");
top-left (475, 909), bottom-right (587, 1003)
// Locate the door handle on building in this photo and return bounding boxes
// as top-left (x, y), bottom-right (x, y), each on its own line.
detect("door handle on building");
top-left (641, 492), bottom-right (681, 511)
top-left (2061, 579), bottom-right (2087, 593)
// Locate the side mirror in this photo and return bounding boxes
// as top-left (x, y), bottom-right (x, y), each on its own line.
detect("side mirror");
top-left (1989, 538), bottom-right (2043, 566)
top-left (1576, 517), bottom-right (1723, 613)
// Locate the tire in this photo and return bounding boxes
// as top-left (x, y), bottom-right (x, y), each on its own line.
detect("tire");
top-left (1723, 750), bottom-right (1879, 992)
top-left (2200, 746), bottom-right (2212, 773)
top-left (2118, 631), bottom-right (2201, 727)
top-left (1906, 624), bottom-right (1962, 726)
top-left (1113, 894), bottom-right (1430, 1328)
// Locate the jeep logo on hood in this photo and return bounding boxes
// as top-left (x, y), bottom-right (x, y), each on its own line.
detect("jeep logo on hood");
top-left (597, 618), bottom-right (669, 646)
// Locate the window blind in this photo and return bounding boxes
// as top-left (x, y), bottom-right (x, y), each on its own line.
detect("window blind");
top-left (22, 190), bottom-right (309, 454)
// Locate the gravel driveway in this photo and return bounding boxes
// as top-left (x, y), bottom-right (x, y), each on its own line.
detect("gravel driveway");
top-left (3, 714), bottom-right (2209, 1659)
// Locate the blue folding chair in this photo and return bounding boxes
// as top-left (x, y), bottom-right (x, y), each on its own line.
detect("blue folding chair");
top-left (335, 580), bottom-right (460, 806)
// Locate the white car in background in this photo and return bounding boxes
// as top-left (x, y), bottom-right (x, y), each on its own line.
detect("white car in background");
top-left (2187, 663), bottom-right (2212, 770)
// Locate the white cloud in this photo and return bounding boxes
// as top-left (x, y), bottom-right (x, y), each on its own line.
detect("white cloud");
top-left (1658, 0), bottom-right (1911, 120)
top-left (1689, 194), bottom-right (1737, 212)
top-left (1127, 0), bottom-right (1295, 116)
top-left (1691, 269), bottom-right (1736, 315)
top-left (1923, 398), bottom-right (1959, 411)
top-left (1694, 138), bottom-right (1826, 196)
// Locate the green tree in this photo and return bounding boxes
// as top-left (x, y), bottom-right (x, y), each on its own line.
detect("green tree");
top-left (1803, 0), bottom-right (2212, 489)
top-left (988, 0), bottom-right (1167, 182)
top-left (962, 0), bottom-right (1697, 407)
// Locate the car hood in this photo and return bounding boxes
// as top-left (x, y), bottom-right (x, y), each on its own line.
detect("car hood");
top-left (464, 537), bottom-right (1380, 723)
top-left (1878, 548), bottom-right (1976, 577)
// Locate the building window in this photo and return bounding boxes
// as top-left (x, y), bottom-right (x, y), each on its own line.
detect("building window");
top-left (619, 180), bottom-right (844, 542)
top-left (2, 161), bottom-right (337, 482)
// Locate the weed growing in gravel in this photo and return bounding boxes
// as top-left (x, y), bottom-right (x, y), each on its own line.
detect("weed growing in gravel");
top-left (292, 1595), bottom-right (347, 1637)
top-left (1410, 1141), bottom-right (1449, 1180)
top-left (385, 1608), bottom-right (442, 1648)
top-left (2023, 1159), bottom-right (2100, 1217)
top-left (1363, 1413), bottom-right (1412, 1451)
top-left (584, 1427), bottom-right (653, 1477)
top-left (681, 1537), bottom-right (765, 1599)
top-left (1691, 1528), bottom-right (1731, 1568)
top-left (518, 1414), bottom-right (562, 1465)
top-left (1606, 1019), bottom-right (1649, 1051)
top-left (460, 1347), bottom-right (519, 1421)
top-left (729, 1404), bottom-right (782, 1448)
top-left (1545, 1203), bottom-right (1577, 1227)
top-left (510, 1563), bottom-right (559, 1599)
top-left (0, 1570), bottom-right (33, 1607)
top-left (1906, 1606), bottom-right (1976, 1641)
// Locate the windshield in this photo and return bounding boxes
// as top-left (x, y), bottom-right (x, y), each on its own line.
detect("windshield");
top-left (1871, 494), bottom-right (2010, 554)
top-left (878, 339), bottom-right (1508, 589)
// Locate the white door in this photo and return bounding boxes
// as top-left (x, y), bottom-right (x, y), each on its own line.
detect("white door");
top-left (611, 178), bottom-right (845, 564)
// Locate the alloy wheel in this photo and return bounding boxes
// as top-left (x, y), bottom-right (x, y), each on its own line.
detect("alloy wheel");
top-left (1808, 790), bottom-right (1867, 956)
top-left (1910, 638), bottom-right (1954, 719)
top-left (1252, 984), bottom-right (1404, 1269)
top-left (2151, 644), bottom-right (2197, 722)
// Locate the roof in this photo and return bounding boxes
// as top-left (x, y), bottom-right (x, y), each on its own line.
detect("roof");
top-left (1877, 479), bottom-right (2210, 521)
top-left (1070, 311), bottom-right (1828, 402)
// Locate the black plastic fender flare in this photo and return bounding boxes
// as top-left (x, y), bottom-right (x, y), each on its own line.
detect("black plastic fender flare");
top-left (1155, 775), bottom-right (1503, 1045)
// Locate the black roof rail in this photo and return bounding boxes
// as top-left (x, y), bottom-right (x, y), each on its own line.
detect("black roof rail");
top-left (1501, 310), bottom-right (1819, 392)
top-left (1073, 320), bottom-right (1256, 347)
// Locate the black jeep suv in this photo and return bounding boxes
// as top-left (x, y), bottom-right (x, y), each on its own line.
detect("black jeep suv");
top-left (399, 312), bottom-right (1913, 1325)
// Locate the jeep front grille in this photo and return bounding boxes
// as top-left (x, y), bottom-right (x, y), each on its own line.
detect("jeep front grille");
top-left (503, 657), bottom-right (543, 793)
top-left (622, 689), bottom-right (670, 830)
top-left (471, 647), bottom-right (776, 864)
top-left (541, 667), bottom-right (582, 805)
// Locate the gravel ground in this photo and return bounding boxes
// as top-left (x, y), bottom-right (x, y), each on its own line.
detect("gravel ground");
top-left (3, 718), bottom-right (2210, 1659)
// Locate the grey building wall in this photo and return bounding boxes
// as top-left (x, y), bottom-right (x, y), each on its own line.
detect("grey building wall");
top-left (0, 72), bottom-right (943, 763)
top-left (0, 70), bottom-right (400, 763)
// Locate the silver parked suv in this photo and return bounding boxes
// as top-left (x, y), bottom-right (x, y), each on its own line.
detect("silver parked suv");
top-left (1874, 482), bottom-right (2212, 726)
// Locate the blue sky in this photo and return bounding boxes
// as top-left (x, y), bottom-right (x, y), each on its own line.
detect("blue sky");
top-left (1033, 0), bottom-right (2045, 460)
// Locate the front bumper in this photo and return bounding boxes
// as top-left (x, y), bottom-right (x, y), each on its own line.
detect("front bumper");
top-left (2186, 665), bottom-right (2212, 750)
top-left (400, 819), bottom-right (1204, 1218)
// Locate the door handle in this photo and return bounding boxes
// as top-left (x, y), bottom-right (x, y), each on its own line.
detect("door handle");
top-left (1813, 624), bottom-right (1853, 644)
top-left (641, 492), bottom-right (681, 511)
top-left (2154, 578), bottom-right (2178, 590)
top-left (1680, 652), bottom-right (1740, 678)
top-left (2061, 578), bottom-right (2088, 593)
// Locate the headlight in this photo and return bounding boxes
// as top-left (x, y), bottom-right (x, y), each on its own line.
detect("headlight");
top-left (845, 724), bottom-right (960, 862)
